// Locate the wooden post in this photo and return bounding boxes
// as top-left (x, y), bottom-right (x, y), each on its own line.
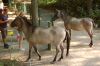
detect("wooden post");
top-left (48, 22), bottom-right (52, 50)
top-left (31, 0), bottom-right (51, 51)
top-left (38, 8), bottom-right (41, 26)
top-left (31, 0), bottom-right (38, 25)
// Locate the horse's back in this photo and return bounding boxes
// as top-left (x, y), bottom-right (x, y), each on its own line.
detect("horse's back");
top-left (70, 18), bottom-right (81, 23)
top-left (65, 17), bottom-right (93, 31)
top-left (67, 18), bottom-right (84, 31)
top-left (81, 18), bottom-right (94, 29)
top-left (31, 26), bottom-right (66, 44)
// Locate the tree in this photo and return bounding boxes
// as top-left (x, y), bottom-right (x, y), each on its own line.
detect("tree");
top-left (31, 0), bottom-right (38, 25)
top-left (83, 0), bottom-right (93, 16)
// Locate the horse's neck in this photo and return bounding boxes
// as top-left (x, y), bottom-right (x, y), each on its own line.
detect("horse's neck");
top-left (63, 16), bottom-right (72, 24)
top-left (22, 22), bottom-right (36, 40)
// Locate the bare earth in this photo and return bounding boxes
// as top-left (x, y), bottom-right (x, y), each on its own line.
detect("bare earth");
top-left (0, 19), bottom-right (100, 66)
top-left (0, 29), bottom-right (100, 66)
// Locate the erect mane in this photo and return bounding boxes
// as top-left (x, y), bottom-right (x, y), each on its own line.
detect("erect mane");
top-left (20, 16), bottom-right (32, 26)
top-left (23, 16), bottom-right (37, 28)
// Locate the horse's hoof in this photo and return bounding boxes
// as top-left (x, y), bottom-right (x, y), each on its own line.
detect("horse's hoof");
top-left (58, 57), bottom-right (63, 61)
top-left (25, 58), bottom-right (30, 62)
top-left (37, 56), bottom-right (41, 61)
top-left (25, 59), bottom-right (29, 62)
top-left (38, 58), bottom-right (41, 61)
top-left (66, 54), bottom-right (69, 57)
top-left (89, 44), bottom-right (93, 47)
top-left (50, 61), bottom-right (56, 64)
top-left (58, 59), bottom-right (61, 61)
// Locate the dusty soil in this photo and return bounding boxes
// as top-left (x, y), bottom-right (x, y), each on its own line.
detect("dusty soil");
top-left (0, 29), bottom-right (100, 66)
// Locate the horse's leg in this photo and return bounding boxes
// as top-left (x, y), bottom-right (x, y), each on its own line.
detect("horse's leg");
top-left (26, 43), bottom-right (32, 61)
top-left (66, 30), bottom-right (71, 56)
top-left (33, 45), bottom-right (41, 60)
top-left (63, 29), bottom-right (71, 42)
top-left (58, 43), bottom-right (64, 61)
top-left (51, 45), bottom-right (60, 64)
top-left (69, 29), bottom-right (71, 39)
top-left (89, 30), bottom-right (93, 47)
top-left (85, 27), bottom-right (93, 47)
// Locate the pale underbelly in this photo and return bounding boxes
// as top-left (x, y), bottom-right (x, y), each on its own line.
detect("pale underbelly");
top-left (69, 24), bottom-right (84, 31)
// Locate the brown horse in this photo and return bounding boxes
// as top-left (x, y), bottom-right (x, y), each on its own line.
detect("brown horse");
top-left (10, 15), bottom-right (67, 63)
top-left (51, 9), bottom-right (95, 55)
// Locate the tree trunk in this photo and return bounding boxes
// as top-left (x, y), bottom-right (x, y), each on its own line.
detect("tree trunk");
top-left (31, 0), bottom-right (38, 26)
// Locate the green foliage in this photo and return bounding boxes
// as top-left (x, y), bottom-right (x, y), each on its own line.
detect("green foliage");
top-left (0, 59), bottom-right (21, 66)
top-left (90, 9), bottom-right (100, 27)
top-left (38, 0), bottom-right (57, 5)
top-left (90, 9), bottom-right (100, 18)
top-left (0, 62), bottom-right (3, 66)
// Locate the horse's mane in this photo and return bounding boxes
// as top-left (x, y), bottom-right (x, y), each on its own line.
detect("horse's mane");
top-left (21, 16), bottom-right (31, 25)
top-left (20, 16), bottom-right (37, 33)
top-left (21, 16), bottom-right (36, 27)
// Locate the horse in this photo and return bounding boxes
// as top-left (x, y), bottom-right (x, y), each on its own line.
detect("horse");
top-left (10, 15), bottom-right (67, 63)
top-left (51, 9), bottom-right (95, 55)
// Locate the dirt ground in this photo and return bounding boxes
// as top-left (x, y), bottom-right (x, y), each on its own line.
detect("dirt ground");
top-left (0, 28), bottom-right (100, 66)
top-left (0, 19), bottom-right (100, 66)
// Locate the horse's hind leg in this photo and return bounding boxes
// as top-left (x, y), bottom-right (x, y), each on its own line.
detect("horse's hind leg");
top-left (33, 45), bottom-right (41, 60)
top-left (58, 43), bottom-right (64, 61)
top-left (89, 30), bottom-right (93, 47)
top-left (51, 45), bottom-right (60, 64)
top-left (85, 27), bottom-right (93, 47)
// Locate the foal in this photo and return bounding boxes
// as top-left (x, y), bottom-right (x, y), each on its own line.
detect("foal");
top-left (51, 10), bottom-right (95, 55)
top-left (10, 15), bottom-right (67, 63)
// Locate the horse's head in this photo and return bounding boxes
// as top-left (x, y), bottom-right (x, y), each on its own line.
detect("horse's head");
top-left (10, 15), bottom-right (30, 31)
top-left (51, 9), bottom-right (65, 22)
top-left (10, 16), bottom-right (22, 31)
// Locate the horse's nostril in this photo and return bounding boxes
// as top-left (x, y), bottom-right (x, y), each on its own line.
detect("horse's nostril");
top-left (10, 24), bottom-right (13, 27)
top-left (10, 24), bottom-right (14, 27)
top-left (14, 27), bottom-right (18, 29)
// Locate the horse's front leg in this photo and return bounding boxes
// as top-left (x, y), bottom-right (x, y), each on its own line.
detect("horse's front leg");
top-left (25, 42), bottom-right (32, 62)
top-left (66, 30), bottom-right (71, 56)
top-left (33, 45), bottom-right (41, 60)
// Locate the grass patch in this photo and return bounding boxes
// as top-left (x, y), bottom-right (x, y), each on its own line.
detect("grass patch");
top-left (0, 59), bottom-right (23, 66)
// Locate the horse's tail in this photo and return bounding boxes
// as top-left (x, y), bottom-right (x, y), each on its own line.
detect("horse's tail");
top-left (92, 19), bottom-right (97, 28)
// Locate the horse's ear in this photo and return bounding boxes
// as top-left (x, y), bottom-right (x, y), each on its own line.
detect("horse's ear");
top-left (19, 12), bottom-right (25, 16)
top-left (55, 9), bottom-right (59, 12)
top-left (55, 9), bottom-right (61, 17)
top-left (55, 9), bottom-right (60, 13)
top-left (60, 10), bottom-right (65, 17)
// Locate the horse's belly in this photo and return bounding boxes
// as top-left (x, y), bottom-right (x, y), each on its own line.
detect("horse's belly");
top-left (34, 40), bottom-right (51, 44)
top-left (30, 34), bottom-right (53, 44)
top-left (70, 24), bottom-right (84, 31)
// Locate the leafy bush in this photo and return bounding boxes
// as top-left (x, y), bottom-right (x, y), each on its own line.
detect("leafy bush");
top-left (90, 9), bottom-right (100, 27)
top-left (0, 59), bottom-right (22, 66)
